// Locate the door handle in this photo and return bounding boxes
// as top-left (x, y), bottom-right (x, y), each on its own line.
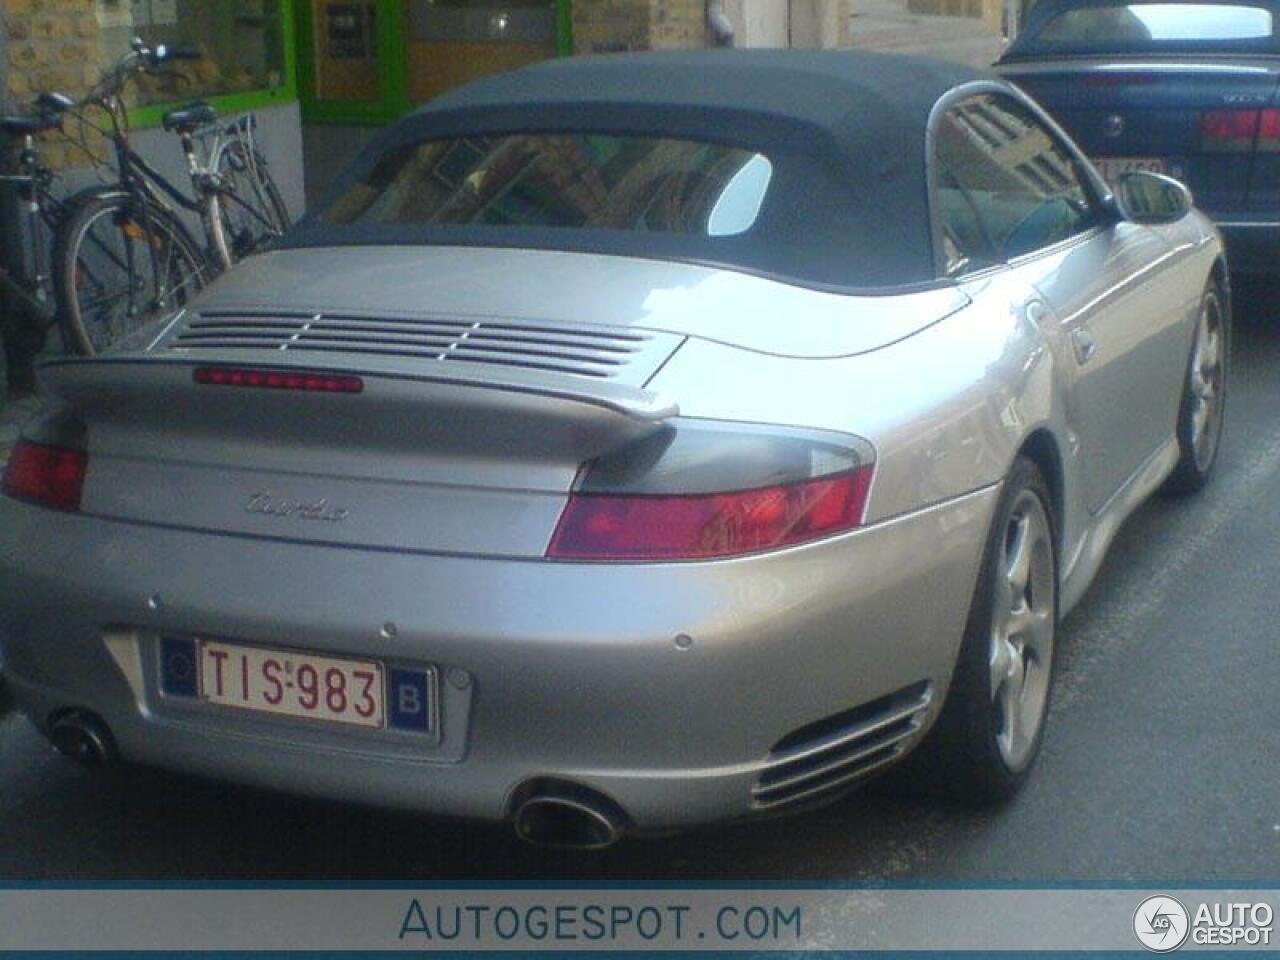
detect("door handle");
top-left (1071, 325), bottom-right (1098, 365)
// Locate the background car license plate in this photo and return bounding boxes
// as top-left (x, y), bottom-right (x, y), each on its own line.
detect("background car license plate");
top-left (199, 640), bottom-right (386, 728)
top-left (1093, 156), bottom-right (1168, 187)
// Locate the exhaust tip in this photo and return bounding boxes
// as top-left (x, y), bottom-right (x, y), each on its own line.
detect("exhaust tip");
top-left (511, 780), bottom-right (627, 850)
top-left (48, 710), bottom-right (115, 767)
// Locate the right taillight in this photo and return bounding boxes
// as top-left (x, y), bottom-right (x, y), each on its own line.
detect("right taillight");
top-left (2, 438), bottom-right (87, 511)
top-left (1200, 108), bottom-right (1280, 152)
top-left (548, 467), bottom-right (874, 561)
top-left (546, 420), bottom-right (876, 562)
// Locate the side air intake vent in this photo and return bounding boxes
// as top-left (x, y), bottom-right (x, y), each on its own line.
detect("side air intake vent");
top-left (170, 310), bottom-right (661, 380)
top-left (751, 682), bottom-right (932, 810)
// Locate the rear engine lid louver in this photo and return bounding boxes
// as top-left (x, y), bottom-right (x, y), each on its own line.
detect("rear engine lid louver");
top-left (161, 309), bottom-right (680, 386)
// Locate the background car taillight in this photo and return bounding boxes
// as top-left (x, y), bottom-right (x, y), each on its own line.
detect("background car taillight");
top-left (1200, 108), bottom-right (1280, 152)
top-left (2, 439), bottom-right (87, 511)
top-left (547, 420), bottom-right (875, 561)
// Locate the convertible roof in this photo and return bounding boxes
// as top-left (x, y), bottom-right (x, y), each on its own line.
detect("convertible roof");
top-left (291, 51), bottom-right (998, 289)
top-left (418, 48), bottom-right (983, 135)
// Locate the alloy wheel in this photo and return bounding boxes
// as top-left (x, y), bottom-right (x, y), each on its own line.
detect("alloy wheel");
top-left (988, 489), bottom-right (1055, 772)
top-left (1190, 292), bottom-right (1225, 472)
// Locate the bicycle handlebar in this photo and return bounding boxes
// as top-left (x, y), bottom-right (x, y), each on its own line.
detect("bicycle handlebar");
top-left (89, 38), bottom-right (202, 103)
top-left (157, 45), bottom-right (202, 62)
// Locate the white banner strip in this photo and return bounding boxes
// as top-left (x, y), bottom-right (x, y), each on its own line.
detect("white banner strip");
top-left (0, 889), bottom-right (1274, 951)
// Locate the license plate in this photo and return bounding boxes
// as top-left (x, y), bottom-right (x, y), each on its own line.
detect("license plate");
top-left (199, 640), bottom-right (386, 728)
top-left (1092, 156), bottom-right (1170, 187)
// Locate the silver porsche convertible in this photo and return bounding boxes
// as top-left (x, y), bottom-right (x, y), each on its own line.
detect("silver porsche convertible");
top-left (0, 50), bottom-right (1227, 847)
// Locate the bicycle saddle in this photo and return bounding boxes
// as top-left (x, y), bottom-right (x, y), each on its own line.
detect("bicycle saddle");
top-left (162, 101), bottom-right (217, 133)
top-left (35, 92), bottom-right (75, 114)
top-left (0, 113), bottom-right (61, 136)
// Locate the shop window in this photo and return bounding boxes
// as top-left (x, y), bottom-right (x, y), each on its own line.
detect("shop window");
top-left (94, 0), bottom-right (289, 109)
top-left (297, 0), bottom-right (571, 125)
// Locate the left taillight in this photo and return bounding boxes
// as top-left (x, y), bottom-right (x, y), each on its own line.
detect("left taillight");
top-left (546, 420), bottom-right (876, 562)
top-left (2, 439), bottom-right (87, 511)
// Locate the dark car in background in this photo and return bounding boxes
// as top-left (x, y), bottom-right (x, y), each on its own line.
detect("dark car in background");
top-left (996, 0), bottom-right (1280, 276)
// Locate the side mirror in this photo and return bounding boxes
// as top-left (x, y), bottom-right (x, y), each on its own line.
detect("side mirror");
top-left (1113, 171), bottom-right (1193, 225)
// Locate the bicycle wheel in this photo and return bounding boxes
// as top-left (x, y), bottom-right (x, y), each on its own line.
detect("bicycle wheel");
top-left (206, 137), bottom-right (291, 269)
top-left (54, 191), bottom-right (207, 356)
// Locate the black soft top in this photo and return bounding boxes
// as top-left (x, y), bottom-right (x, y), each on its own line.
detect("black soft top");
top-left (287, 50), bottom-right (994, 290)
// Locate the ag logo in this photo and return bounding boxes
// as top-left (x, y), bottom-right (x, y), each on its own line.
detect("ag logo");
top-left (1134, 895), bottom-right (1190, 952)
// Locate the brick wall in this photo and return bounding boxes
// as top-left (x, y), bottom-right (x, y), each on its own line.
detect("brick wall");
top-left (3, 0), bottom-right (103, 168)
top-left (571, 0), bottom-right (708, 54)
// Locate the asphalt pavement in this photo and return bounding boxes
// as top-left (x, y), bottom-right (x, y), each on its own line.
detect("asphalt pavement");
top-left (0, 283), bottom-right (1277, 883)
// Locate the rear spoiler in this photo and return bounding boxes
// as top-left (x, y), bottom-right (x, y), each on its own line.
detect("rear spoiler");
top-left (37, 354), bottom-right (679, 423)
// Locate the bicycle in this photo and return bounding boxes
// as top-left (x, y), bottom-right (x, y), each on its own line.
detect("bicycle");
top-left (0, 93), bottom-right (78, 357)
top-left (192, 108), bottom-right (291, 271)
top-left (53, 40), bottom-right (290, 355)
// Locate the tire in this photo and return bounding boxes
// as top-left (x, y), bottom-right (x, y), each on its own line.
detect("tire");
top-left (1162, 279), bottom-right (1229, 496)
top-left (54, 191), bottom-right (207, 356)
top-left (917, 456), bottom-right (1059, 804)
top-left (206, 139), bottom-right (290, 270)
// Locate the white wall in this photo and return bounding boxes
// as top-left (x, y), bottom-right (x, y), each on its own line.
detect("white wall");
top-left (722, 0), bottom-right (790, 47)
top-left (722, 0), bottom-right (844, 49)
top-left (798, 0), bottom-right (845, 47)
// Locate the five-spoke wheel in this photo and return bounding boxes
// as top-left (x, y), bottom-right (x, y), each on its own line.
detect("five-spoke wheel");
top-left (920, 456), bottom-right (1058, 803)
top-left (1165, 280), bottom-right (1228, 494)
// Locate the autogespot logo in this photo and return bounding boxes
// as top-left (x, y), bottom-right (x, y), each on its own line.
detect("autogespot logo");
top-left (1134, 896), bottom-right (1191, 952)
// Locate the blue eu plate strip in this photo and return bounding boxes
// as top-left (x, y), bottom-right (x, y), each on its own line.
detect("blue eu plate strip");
top-left (159, 636), bottom-right (198, 699)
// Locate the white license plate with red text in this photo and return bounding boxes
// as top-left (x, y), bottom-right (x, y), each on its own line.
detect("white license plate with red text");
top-left (199, 640), bottom-right (386, 728)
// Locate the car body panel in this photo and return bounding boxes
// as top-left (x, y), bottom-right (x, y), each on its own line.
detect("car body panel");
top-left (997, 56), bottom-right (1280, 214)
top-left (0, 483), bottom-right (995, 827)
top-left (0, 52), bottom-right (1229, 832)
top-left (188, 245), bottom-right (972, 360)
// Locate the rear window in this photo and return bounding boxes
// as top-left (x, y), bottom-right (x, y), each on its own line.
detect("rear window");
top-left (290, 122), bottom-right (940, 290)
top-left (321, 134), bottom-right (774, 238)
top-left (1018, 2), bottom-right (1276, 55)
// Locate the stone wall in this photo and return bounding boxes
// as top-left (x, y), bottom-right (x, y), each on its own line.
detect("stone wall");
top-left (571, 0), bottom-right (707, 54)
top-left (3, 0), bottom-right (104, 168)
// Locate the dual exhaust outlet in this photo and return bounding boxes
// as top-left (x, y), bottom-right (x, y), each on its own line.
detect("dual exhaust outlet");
top-left (511, 780), bottom-right (628, 850)
top-left (48, 710), bottom-right (115, 766)
top-left (47, 710), bottom-right (627, 849)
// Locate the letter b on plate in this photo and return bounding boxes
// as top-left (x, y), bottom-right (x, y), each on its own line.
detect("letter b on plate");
top-left (389, 668), bottom-right (433, 733)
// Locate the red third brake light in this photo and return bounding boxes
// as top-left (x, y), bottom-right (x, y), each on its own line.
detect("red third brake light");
top-left (2, 439), bottom-right (87, 511)
top-left (547, 466), bottom-right (874, 561)
top-left (194, 367), bottom-right (364, 393)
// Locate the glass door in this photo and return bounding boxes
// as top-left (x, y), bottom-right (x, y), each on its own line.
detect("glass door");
top-left (406, 0), bottom-right (559, 104)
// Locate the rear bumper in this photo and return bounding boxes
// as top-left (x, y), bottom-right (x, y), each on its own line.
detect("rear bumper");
top-left (0, 486), bottom-right (996, 830)
top-left (1209, 218), bottom-right (1280, 277)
